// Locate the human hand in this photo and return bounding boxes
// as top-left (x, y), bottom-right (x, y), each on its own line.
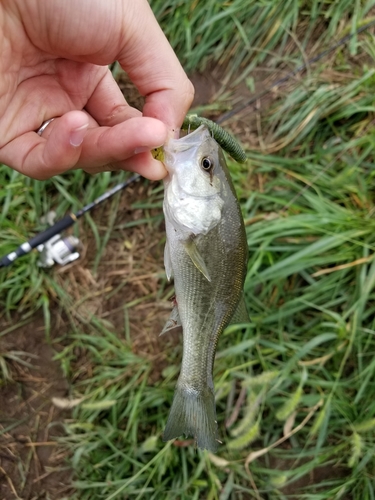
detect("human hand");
top-left (0, 0), bottom-right (194, 180)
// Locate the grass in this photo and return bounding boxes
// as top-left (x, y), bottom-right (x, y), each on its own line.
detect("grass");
top-left (2, 0), bottom-right (375, 498)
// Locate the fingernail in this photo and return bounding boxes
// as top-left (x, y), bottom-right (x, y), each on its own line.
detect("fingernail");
top-left (70, 124), bottom-right (88, 147)
top-left (134, 146), bottom-right (150, 155)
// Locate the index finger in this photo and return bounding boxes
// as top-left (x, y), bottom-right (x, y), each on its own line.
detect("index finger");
top-left (117, 1), bottom-right (194, 130)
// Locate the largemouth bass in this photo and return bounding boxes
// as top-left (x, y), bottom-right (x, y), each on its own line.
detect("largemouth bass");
top-left (162, 125), bottom-right (248, 451)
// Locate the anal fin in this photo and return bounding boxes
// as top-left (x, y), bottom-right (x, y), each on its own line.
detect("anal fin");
top-left (160, 302), bottom-right (182, 336)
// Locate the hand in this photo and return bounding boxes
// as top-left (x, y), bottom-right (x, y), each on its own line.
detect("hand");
top-left (0, 0), bottom-right (194, 180)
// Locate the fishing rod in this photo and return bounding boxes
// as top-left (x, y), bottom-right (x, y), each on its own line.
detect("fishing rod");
top-left (1, 19), bottom-right (374, 269)
top-left (0, 174), bottom-right (140, 268)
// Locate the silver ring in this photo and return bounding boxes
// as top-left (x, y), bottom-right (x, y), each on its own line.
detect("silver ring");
top-left (37, 118), bottom-right (56, 136)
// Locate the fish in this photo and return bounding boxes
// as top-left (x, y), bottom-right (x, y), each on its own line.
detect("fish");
top-left (161, 124), bottom-right (249, 451)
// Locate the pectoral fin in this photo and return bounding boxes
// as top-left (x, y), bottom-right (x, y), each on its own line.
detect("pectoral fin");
top-left (160, 303), bottom-right (182, 336)
top-left (229, 294), bottom-right (250, 326)
top-left (183, 239), bottom-right (211, 282)
top-left (164, 242), bottom-right (173, 281)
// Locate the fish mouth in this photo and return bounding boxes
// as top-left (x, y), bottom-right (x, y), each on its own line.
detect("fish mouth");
top-left (162, 125), bottom-right (212, 174)
top-left (165, 124), bottom-right (211, 154)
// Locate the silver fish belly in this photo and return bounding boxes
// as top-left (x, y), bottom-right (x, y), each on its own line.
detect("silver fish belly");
top-left (162, 125), bottom-right (248, 451)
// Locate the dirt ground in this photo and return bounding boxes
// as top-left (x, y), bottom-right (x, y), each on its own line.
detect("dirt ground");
top-left (0, 314), bottom-right (72, 499)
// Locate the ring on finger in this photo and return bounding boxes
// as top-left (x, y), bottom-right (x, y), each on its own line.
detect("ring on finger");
top-left (36, 118), bottom-right (56, 136)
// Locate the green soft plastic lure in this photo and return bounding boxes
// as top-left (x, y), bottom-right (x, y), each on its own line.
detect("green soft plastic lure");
top-left (182, 114), bottom-right (247, 163)
top-left (152, 114), bottom-right (247, 164)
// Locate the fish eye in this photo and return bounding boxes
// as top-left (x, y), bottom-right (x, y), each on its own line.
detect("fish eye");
top-left (201, 156), bottom-right (214, 171)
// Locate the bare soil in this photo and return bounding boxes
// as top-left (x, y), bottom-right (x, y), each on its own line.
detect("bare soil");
top-left (0, 314), bottom-right (72, 499)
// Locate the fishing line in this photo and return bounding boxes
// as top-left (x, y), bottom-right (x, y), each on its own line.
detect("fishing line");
top-left (279, 150), bottom-right (346, 214)
top-left (218, 19), bottom-right (375, 213)
top-left (279, 115), bottom-right (375, 213)
top-left (217, 18), bottom-right (375, 124)
top-left (183, 20), bottom-right (375, 161)
top-left (1, 19), bottom-right (374, 268)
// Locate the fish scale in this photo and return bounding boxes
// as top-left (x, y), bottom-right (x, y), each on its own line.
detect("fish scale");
top-left (162, 125), bottom-right (248, 451)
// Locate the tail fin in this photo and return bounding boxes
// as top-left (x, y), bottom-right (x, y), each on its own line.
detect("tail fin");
top-left (163, 384), bottom-right (219, 451)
